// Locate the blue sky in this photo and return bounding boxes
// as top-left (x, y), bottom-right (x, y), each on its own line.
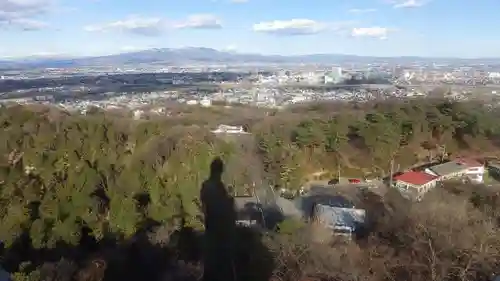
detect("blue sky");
top-left (0, 0), bottom-right (499, 58)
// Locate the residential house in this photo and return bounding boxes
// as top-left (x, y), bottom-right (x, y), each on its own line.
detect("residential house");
top-left (424, 161), bottom-right (469, 180)
top-left (393, 171), bottom-right (439, 195)
top-left (293, 190), bottom-right (366, 239)
top-left (454, 158), bottom-right (485, 183)
top-left (313, 203), bottom-right (365, 237)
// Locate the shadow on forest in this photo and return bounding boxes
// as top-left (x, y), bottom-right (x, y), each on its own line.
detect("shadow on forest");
top-left (201, 157), bottom-right (274, 281)
top-left (0, 157), bottom-right (274, 281)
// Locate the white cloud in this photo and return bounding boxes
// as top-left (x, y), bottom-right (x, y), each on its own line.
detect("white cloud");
top-left (0, 0), bottom-right (51, 14)
top-left (229, 0), bottom-right (248, 3)
top-left (10, 18), bottom-right (48, 30)
top-left (351, 27), bottom-right (393, 39)
top-left (173, 14), bottom-right (222, 29)
top-left (349, 8), bottom-right (377, 13)
top-left (390, 0), bottom-right (428, 8)
top-left (252, 19), bottom-right (328, 35)
top-left (84, 16), bottom-right (167, 36)
top-left (0, 0), bottom-right (52, 30)
top-left (85, 14), bottom-right (222, 36)
top-left (252, 19), bottom-right (358, 36)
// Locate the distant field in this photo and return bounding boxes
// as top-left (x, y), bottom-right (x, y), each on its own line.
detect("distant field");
top-left (166, 83), bottom-right (221, 92)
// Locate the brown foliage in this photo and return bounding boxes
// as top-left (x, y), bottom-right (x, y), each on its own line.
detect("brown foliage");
top-left (268, 185), bottom-right (500, 281)
top-left (75, 259), bottom-right (107, 281)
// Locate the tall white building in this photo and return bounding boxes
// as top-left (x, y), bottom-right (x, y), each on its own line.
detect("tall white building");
top-left (332, 66), bottom-right (342, 77)
top-left (325, 67), bottom-right (344, 84)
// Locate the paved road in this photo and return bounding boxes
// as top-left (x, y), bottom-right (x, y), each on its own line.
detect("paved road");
top-left (275, 196), bottom-right (303, 218)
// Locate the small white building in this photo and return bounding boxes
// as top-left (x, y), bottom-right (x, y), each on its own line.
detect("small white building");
top-left (454, 158), bottom-right (485, 183)
top-left (151, 107), bottom-right (166, 114)
top-left (200, 98), bottom-right (212, 107)
top-left (133, 109), bottom-right (143, 120)
top-left (211, 124), bottom-right (249, 134)
top-left (424, 159), bottom-right (485, 184)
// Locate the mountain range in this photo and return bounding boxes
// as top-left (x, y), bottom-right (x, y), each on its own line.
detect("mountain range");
top-left (1, 47), bottom-right (498, 70)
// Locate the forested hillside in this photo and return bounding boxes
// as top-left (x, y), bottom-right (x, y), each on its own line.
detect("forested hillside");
top-left (2, 99), bottom-right (500, 281)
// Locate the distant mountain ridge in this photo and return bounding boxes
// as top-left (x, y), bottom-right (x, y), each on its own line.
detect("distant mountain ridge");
top-left (1, 47), bottom-right (499, 69)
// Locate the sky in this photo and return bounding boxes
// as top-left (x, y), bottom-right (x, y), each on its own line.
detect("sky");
top-left (0, 0), bottom-right (499, 58)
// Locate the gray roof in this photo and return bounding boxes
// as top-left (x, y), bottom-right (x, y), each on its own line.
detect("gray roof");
top-left (276, 197), bottom-right (303, 218)
top-left (429, 161), bottom-right (468, 176)
top-left (315, 204), bottom-right (366, 230)
top-left (488, 163), bottom-right (500, 171)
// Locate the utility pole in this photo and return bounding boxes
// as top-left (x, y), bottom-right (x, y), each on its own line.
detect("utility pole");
top-left (389, 158), bottom-right (395, 187)
top-left (439, 144), bottom-right (446, 162)
top-left (252, 183), bottom-right (267, 228)
top-left (337, 160), bottom-right (341, 180)
top-left (336, 133), bottom-right (341, 180)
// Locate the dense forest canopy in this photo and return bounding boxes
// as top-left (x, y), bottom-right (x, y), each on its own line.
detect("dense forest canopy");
top-left (2, 99), bottom-right (500, 281)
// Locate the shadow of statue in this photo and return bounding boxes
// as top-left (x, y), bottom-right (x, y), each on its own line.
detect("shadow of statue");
top-left (201, 157), bottom-right (237, 281)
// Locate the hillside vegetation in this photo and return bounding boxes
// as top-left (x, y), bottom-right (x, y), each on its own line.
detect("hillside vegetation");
top-left (1, 99), bottom-right (500, 281)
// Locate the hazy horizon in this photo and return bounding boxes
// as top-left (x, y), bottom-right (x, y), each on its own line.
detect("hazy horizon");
top-left (2, 46), bottom-right (500, 61)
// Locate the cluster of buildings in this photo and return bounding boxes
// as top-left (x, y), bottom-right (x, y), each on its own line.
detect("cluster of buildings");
top-left (257, 67), bottom-right (349, 85)
top-left (395, 68), bottom-right (500, 86)
top-left (295, 157), bottom-right (491, 239)
top-left (4, 61), bottom-right (500, 111)
top-left (393, 157), bottom-right (485, 199)
top-left (233, 185), bottom-right (366, 241)
top-left (0, 84), bottom-right (410, 112)
top-left (235, 156), bottom-right (497, 241)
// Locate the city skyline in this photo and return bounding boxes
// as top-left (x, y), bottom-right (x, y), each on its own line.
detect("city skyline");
top-left (1, 0), bottom-right (500, 58)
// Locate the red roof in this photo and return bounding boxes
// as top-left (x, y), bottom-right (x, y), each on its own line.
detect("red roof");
top-left (454, 158), bottom-right (483, 168)
top-left (393, 171), bottom-right (438, 186)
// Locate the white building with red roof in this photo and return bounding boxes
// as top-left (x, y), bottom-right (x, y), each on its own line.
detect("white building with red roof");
top-left (393, 171), bottom-right (439, 195)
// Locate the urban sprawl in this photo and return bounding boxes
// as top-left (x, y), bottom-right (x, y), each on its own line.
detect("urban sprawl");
top-left (2, 61), bottom-right (500, 119)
